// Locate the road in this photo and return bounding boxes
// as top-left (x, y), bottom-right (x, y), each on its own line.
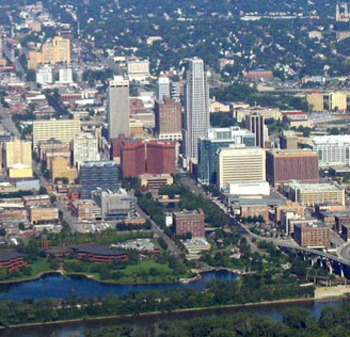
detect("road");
top-left (0, 106), bottom-right (21, 137)
top-left (135, 204), bottom-right (181, 257)
top-left (93, 50), bottom-right (123, 76)
top-left (339, 242), bottom-right (350, 260)
top-left (32, 163), bottom-right (78, 232)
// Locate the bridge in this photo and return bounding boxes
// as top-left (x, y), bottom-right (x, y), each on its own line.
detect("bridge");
top-left (233, 218), bottom-right (350, 276)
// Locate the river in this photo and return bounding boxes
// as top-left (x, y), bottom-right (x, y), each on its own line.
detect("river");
top-left (0, 272), bottom-right (344, 337)
top-left (0, 271), bottom-right (238, 301)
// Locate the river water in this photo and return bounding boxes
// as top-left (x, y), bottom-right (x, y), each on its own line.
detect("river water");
top-left (0, 272), bottom-right (344, 337)
top-left (0, 271), bottom-right (238, 301)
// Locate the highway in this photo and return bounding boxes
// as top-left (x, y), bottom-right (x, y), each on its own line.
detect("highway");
top-left (234, 217), bottom-right (350, 267)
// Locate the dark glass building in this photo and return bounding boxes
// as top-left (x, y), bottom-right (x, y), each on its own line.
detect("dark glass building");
top-left (80, 161), bottom-right (120, 199)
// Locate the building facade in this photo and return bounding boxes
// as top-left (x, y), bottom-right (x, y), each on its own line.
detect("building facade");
top-left (72, 132), bottom-right (99, 168)
top-left (92, 188), bottom-right (136, 220)
top-left (121, 139), bottom-right (176, 178)
top-left (287, 181), bottom-right (345, 206)
top-left (157, 76), bottom-right (170, 102)
top-left (146, 140), bottom-right (176, 175)
top-left (217, 145), bottom-right (266, 189)
top-left (294, 223), bottom-right (330, 248)
top-left (173, 209), bottom-right (205, 238)
top-left (33, 119), bottom-right (81, 148)
top-left (198, 127), bottom-right (255, 184)
top-left (4, 138), bottom-right (32, 168)
top-left (108, 76), bottom-right (130, 140)
top-left (154, 97), bottom-right (182, 141)
top-left (183, 58), bottom-right (209, 163)
top-left (80, 161), bottom-right (120, 199)
top-left (51, 157), bottom-right (78, 182)
top-left (245, 113), bottom-right (267, 148)
top-left (266, 149), bottom-right (319, 186)
top-left (120, 139), bottom-right (146, 178)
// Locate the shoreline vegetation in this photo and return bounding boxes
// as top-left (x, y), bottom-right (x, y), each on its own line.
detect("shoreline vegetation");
top-left (0, 296), bottom-right (343, 331)
top-left (0, 267), bottom-right (242, 286)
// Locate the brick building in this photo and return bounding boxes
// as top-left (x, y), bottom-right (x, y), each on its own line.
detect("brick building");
top-left (120, 139), bottom-right (146, 178)
top-left (293, 223), bottom-right (330, 248)
top-left (146, 140), bottom-right (176, 175)
top-left (173, 209), bottom-right (205, 238)
top-left (72, 244), bottom-right (128, 263)
top-left (266, 149), bottom-right (319, 186)
top-left (0, 252), bottom-right (27, 271)
top-left (121, 139), bottom-right (176, 178)
top-left (154, 97), bottom-right (182, 141)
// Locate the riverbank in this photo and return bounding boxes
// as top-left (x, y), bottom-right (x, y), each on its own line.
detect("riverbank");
top-left (0, 295), bottom-right (327, 331)
top-left (0, 270), bottom-right (63, 285)
top-left (0, 264), bottom-right (242, 287)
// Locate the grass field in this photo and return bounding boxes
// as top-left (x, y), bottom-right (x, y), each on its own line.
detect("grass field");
top-left (30, 258), bottom-right (54, 276)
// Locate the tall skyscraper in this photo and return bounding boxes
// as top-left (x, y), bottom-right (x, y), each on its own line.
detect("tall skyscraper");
top-left (183, 58), bottom-right (209, 163)
top-left (108, 76), bottom-right (130, 141)
top-left (157, 76), bottom-right (170, 102)
top-left (245, 113), bottom-right (266, 148)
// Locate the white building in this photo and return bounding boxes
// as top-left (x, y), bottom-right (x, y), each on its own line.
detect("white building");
top-left (73, 132), bottom-right (99, 168)
top-left (183, 58), bottom-right (209, 163)
top-left (127, 59), bottom-right (150, 82)
top-left (36, 65), bottom-right (53, 85)
top-left (157, 76), bottom-right (170, 102)
top-left (59, 67), bottom-right (73, 84)
top-left (217, 145), bottom-right (266, 189)
top-left (226, 181), bottom-right (270, 196)
top-left (311, 135), bottom-right (350, 166)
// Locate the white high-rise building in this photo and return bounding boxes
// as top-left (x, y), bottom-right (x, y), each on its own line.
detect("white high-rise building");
top-left (157, 76), bottom-right (170, 102)
top-left (36, 65), bottom-right (53, 85)
top-left (183, 58), bottom-right (209, 163)
top-left (217, 145), bottom-right (266, 189)
top-left (73, 132), bottom-right (99, 168)
top-left (108, 76), bottom-right (130, 141)
top-left (59, 67), bottom-right (73, 84)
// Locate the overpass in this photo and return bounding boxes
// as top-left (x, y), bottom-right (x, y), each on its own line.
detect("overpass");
top-left (233, 218), bottom-right (350, 273)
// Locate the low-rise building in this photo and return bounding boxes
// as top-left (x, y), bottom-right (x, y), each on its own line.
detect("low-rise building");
top-left (173, 209), bottom-right (205, 238)
top-left (30, 207), bottom-right (59, 224)
top-left (286, 181), bottom-right (345, 206)
top-left (70, 199), bottom-right (100, 221)
top-left (91, 189), bottom-right (136, 220)
top-left (0, 252), bottom-right (26, 271)
top-left (0, 208), bottom-right (27, 222)
top-left (51, 157), bottom-right (78, 183)
top-left (22, 194), bottom-right (51, 207)
top-left (140, 174), bottom-right (173, 191)
top-left (72, 244), bottom-right (128, 263)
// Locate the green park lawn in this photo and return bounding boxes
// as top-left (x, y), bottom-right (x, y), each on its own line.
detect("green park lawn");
top-left (64, 259), bottom-right (180, 285)
top-left (29, 258), bottom-right (54, 277)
